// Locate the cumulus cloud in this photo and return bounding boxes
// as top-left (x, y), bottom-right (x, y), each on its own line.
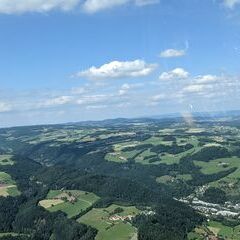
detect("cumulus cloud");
top-left (82, 0), bottom-right (129, 13)
top-left (160, 49), bottom-right (186, 58)
top-left (148, 93), bottom-right (169, 106)
top-left (159, 68), bottom-right (189, 81)
top-left (181, 75), bottom-right (220, 95)
top-left (147, 94), bottom-right (167, 106)
top-left (82, 0), bottom-right (158, 13)
top-left (0, 102), bottom-right (12, 112)
top-left (182, 84), bottom-right (207, 93)
top-left (0, 0), bottom-right (159, 14)
top-left (223, 0), bottom-right (240, 9)
top-left (119, 83), bottom-right (131, 96)
top-left (195, 75), bottom-right (218, 84)
top-left (135, 0), bottom-right (159, 6)
top-left (118, 83), bottom-right (144, 95)
top-left (77, 60), bottom-right (157, 80)
top-left (0, 0), bottom-right (81, 14)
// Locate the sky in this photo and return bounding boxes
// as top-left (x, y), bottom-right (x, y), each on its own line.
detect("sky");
top-left (0, 0), bottom-right (240, 127)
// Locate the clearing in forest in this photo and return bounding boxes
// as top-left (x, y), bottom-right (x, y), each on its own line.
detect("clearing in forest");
top-left (39, 190), bottom-right (100, 218)
top-left (78, 204), bottom-right (141, 240)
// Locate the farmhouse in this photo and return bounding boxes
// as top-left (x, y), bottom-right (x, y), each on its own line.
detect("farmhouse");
top-left (109, 215), bottom-right (134, 221)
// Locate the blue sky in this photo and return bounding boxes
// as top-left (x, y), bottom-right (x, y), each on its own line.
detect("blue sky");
top-left (0, 0), bottom-right (240, 127)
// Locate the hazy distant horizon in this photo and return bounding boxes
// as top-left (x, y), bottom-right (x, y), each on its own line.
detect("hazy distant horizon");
top-left (1, 108), bottom-right (240, 129)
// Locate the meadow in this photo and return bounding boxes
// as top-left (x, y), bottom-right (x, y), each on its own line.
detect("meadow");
top-left (39, 190), bottom-right (100, 218)
top-left (78, 204), bottom-right (140, 240)
top-left (0, 171), bottom-right (20, 197)
top-left (188, 221), bottom-right (240, 240)
top-left (0, 155), bottom-right (14, 166)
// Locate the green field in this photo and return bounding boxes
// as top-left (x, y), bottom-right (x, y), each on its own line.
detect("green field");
top-left (156, 175), bottom-right (174, 184)
top-left (160, 147), bottom-right (197, 165)
top-left (0, 233), bottom-right (22, 238)
top-left (105, 135), bottom-right (202, 166)
top-left (105, 152), bottom-right (128, 163)
top-left (188, 221), bottom-right (240, 240)
top-left (0, 171), bottom-right (20, 197)
top-left (194, 157), bottom-right (240, 175)
top-left (198, 157), bottom-right (240, 198)
top-left (156, 174), bottom-right (192, 184)
top-left (39, 190), bottom-right (100, 218)
top-left (144, 136), bottom-right (172, 146)
top-left (39, 199), bottom-right (65, 208)
top-left (176, 174), bottom-right (193, 181)
top-left (0, 155), bottom-right (14, 166)
top-left (0, 185), bottom-right (20, 197)
top-left (78, 204), bottom-right (140, 240)
top-left (0, 172), bottom-right (15, 184)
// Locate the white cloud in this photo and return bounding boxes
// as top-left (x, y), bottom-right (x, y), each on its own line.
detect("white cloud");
top-left (76, 94), bottom-right (109, 105)
top-left (119, 83), bottom-right (131, 96)
top-left (82, 0), bottom-right (158, 13)
top-left (0, 0), bottom-right (158, 14)
top-left (182, 84), bottom-right (207, 93)
top-left (0, 102), bottom-right (11, 112)
top-left (151, 94), bottom-right (166, 101)
top-left (0, 0), bottom-right (81, 14)
top-left (71, 87), bottom-right (86, 95)
top-left (195, 75), bottom-right (218, 84)
top-left (82, 0), bottom-right (129, 13)
top-left (147, 94), bottom-right (167, 106)
top-left (86, 105), bottom-right (107, 109)
top-left (135, 0), bottom-right (159, 6)
top-left (223, 0), bottom-right (240, 9)
top-left (42, 96), bottom-right (73, 107)
top-left (118, 83), bottom-right (144, 95)
top-left (77, 60), bottom-right (157, 80)
top-left (182, 75), bottom-right (220, 95)
top-left (160, 49), bottom-right (186, 58)
top-left (159, 68), bottom-right (189, 81)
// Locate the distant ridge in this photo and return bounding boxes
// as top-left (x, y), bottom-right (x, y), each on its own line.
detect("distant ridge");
top-left (1, 110), bottom-right (240, 129)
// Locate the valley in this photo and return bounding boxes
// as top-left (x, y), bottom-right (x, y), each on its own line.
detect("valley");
top-left (0, 115), bottom-right (240, 239)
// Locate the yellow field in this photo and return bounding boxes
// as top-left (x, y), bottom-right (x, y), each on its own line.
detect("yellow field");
top-left (0, 185), bottom-right (17, 197)
top-left (39, 199), bottom-right (64, 208)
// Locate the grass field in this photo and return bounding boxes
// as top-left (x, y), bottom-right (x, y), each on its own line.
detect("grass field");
top-left (105, 134), bottom-right (202, 166)
top-left (105, 141), bottom-right (142, 163)
top-left (160, 148), bottom-right (196, 165)
top-left (188, 221), bottom-right (240, 240)
top-left (0, 233), bottom-right (22, 238)
top-left (0, 172), bottom-right (15, 184)
top-left (187, 224), bottom-right (211, 240)
top-left (105, 153), bottom-right (128, 163)
top-left (195, 156), bottom-right (240, 198)
top-left (176, 174), bottom-right (193, 181)
top-left (207, 221), bottom-right (240, 240)
top-left (39, 190), bottom-right (100, 218)
top-left (39, 199), bottom-right (64, 208)
top-left (0, 232), bottom-right (30, 239)
top-left (0, 185), bottom-right (20, 197)
top-left (0, 155), bottom-right (14, 166)
top-left (144, 136), bottom-right (172, 146)
top-left (194, 157), bottom-right (240, 175)
top-left (78, 204), bottom-right (140, 240)
top-left (0, 171), bottom-right (20, 197)
top-left (156, 174), bottom-right (192, 184)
